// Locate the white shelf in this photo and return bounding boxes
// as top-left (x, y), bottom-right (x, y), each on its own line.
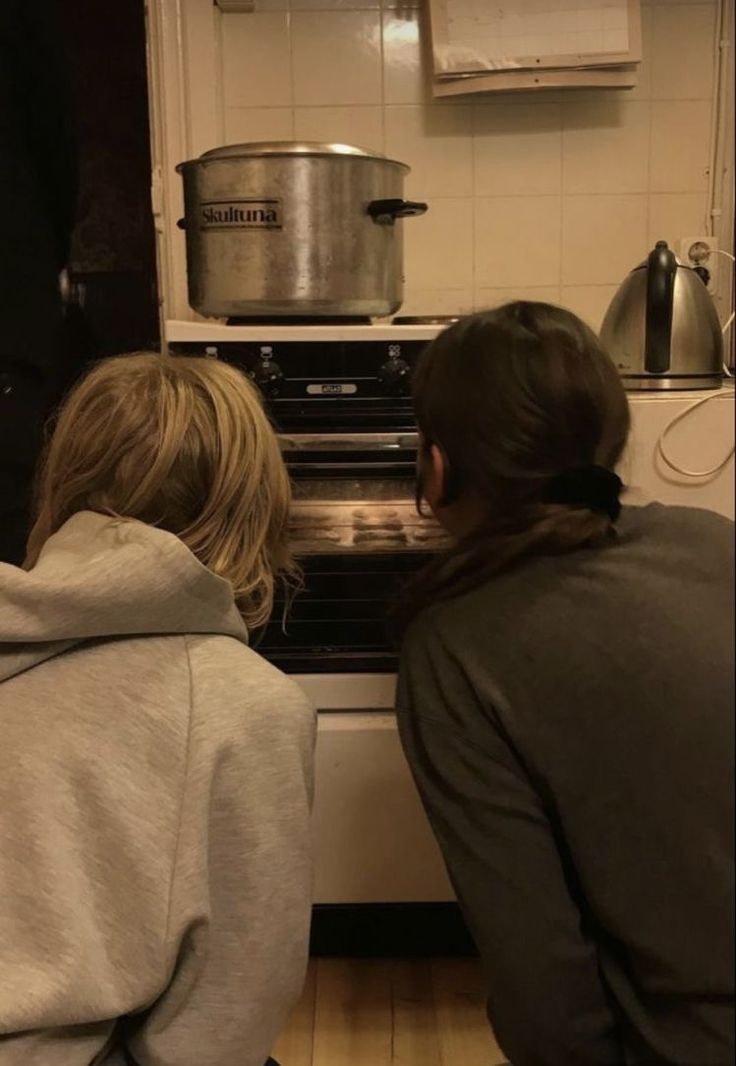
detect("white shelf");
top-left (164, 319), bottom-right (443, 344)
top-left (627, 383), bottom-right (734, 405)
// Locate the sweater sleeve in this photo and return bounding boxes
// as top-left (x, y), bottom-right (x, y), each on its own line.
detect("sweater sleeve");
top-left (396, 619), bottom-right (624, 1066)
top-left (124, 641), bottom-right (317, 1066)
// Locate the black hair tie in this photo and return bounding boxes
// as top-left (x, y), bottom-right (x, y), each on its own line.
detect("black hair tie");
top-left (545, 465), bottom-right (623, 522)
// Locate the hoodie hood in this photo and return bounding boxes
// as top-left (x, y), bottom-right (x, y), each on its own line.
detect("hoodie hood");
top-left (0, 511), bottom-right (248, 682)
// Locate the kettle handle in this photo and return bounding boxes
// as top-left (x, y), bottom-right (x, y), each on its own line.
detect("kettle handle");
top-left (645, 240), bottom-right (677, 374)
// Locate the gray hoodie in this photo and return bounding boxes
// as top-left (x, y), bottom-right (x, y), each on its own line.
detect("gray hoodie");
top-left (0, 512), bottom-right (316, 1066)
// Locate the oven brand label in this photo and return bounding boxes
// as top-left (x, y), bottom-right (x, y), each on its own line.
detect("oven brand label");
top-left (200, 199), bottom-right (282, 230)
top-left (307, 383), bottom-right (358, 395)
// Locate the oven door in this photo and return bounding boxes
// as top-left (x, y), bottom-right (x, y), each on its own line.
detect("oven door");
top-left (256, 432), bottom-right (447, 673)
top-left (260, 551), bottom-right (429, 673)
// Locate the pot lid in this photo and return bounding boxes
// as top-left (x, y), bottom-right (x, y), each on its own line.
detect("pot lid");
top-left (178, 141), bottom-right (409, 171)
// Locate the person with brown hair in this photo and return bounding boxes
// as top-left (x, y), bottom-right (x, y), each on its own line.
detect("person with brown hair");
top-left (396, 303), bottom-right (734, 1065)
top-left (0, 353), bottom-right (315, 1066)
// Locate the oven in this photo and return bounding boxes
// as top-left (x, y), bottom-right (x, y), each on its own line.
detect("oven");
top-left (168, 323), bottom-right (456, 908)
top-left (170, 329), bottom-right (448, 673)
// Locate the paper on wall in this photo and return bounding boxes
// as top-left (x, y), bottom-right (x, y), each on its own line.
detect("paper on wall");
top-left (430, 0), bottom-right (635, 76)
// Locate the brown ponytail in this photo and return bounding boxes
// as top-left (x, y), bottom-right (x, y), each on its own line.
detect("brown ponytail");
top-left (398, 302), bottom-right (630, 628)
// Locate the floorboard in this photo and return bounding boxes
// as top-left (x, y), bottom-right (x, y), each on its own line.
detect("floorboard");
top-left (271, 959), bottom-right (317, 1066)
top-left (270, 957), bottom-right (508, 1065)
top-left (312, 958), bottom-right (394, 1066)
top-left (431, 959), bottom-right (506, 1066)
top-left (391, 959), bottom-right (443, 1066)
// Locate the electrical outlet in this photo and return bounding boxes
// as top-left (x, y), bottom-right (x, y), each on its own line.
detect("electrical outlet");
top-left (678, 236), bottom-right (719, 296)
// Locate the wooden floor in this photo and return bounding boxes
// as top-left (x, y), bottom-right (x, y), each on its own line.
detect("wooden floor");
top-left (272, 958), bottom-right (507, 1066)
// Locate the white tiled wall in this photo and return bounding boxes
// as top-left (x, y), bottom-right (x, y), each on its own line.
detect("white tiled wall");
top-left (176, 0), bottom-right (731, 330)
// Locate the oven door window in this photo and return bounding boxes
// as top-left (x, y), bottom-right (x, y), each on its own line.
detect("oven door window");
top-left (258, 551), bottom-right (431, 674)
top-left (287, 479), bottom-right (445, 554)
top-left (258, 439), bottom-right (448, 673)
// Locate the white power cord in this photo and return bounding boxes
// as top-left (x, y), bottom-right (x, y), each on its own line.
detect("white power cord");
top-left (659, 131), bottom-right (734, 446)
top-left (658, 185), bottom-right (735, 470)
top-left (706, 0), bottom-right (729, 237)
top-left (704, 0), bottom-right (734, 372)
top-left (656, 390), bottom-right (735, 478)
top-left (713, 249), bottom-right (735, 369)
top-left (721, 300), bottom-right (734, 376)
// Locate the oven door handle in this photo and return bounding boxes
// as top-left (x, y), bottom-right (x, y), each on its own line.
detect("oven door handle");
top-left (279, 432), bottom-right (419, 453)
top-left (286, 460), bottom-right (417, 478)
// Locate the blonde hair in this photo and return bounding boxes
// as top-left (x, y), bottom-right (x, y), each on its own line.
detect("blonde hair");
top-left (26, 352), bottom-right (297, 631)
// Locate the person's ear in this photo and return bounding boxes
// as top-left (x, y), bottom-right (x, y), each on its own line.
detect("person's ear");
top-left (424, 442), bottom-right (446, 511)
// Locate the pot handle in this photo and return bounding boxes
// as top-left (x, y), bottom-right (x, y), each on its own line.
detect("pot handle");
top-left (368, 199), bottom-right (428, 225)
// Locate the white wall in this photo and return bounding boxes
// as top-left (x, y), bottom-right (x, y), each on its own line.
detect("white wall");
top-left (149, 0), bottom-right (734, 331)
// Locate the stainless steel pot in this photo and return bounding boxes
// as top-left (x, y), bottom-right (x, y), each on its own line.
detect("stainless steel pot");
top-left (176, 142), bottom-right (427, 319)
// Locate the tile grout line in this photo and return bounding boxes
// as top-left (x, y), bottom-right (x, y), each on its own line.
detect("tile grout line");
top-left (287, 5), bottom-right (296, 140)
top-left (558, 97), bottom-right (565, 300)
top-left (224, 95), bottom-right (714, 110)
top-left (379, 6), bottom-right (387, 152)
top-left (213, 5), bottom-right (226, 145)
top-left (645, 93), bottom-right (654, 247)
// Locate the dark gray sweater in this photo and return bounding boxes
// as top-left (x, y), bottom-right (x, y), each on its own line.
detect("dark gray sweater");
top-left (397, 504), bottom-right (734, 1066)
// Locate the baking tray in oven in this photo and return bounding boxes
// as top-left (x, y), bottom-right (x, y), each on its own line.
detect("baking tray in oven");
top-left (288, 498), bottom-right (448, 554)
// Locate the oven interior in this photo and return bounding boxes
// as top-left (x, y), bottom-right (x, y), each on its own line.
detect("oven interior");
top-left (258, 472), bottom-right (447, 674)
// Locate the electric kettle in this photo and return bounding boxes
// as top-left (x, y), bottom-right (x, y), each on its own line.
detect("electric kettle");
top-left (600, 240), bottom-right (723, 390)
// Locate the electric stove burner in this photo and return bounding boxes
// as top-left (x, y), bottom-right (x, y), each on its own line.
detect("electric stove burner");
top-left (225, 315), bottom-right (373, 326)
top-left (391, 315), bottom-right (460, 326)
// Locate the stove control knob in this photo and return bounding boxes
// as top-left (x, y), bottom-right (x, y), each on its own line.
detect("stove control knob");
top-left (251, 347), bottom-right (284, 398)
top-left (378, 354), bottom-right (411, 396)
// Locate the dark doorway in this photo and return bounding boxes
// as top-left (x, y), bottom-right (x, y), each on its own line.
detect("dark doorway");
top-left (61, 0), bottom-right (159, 386)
